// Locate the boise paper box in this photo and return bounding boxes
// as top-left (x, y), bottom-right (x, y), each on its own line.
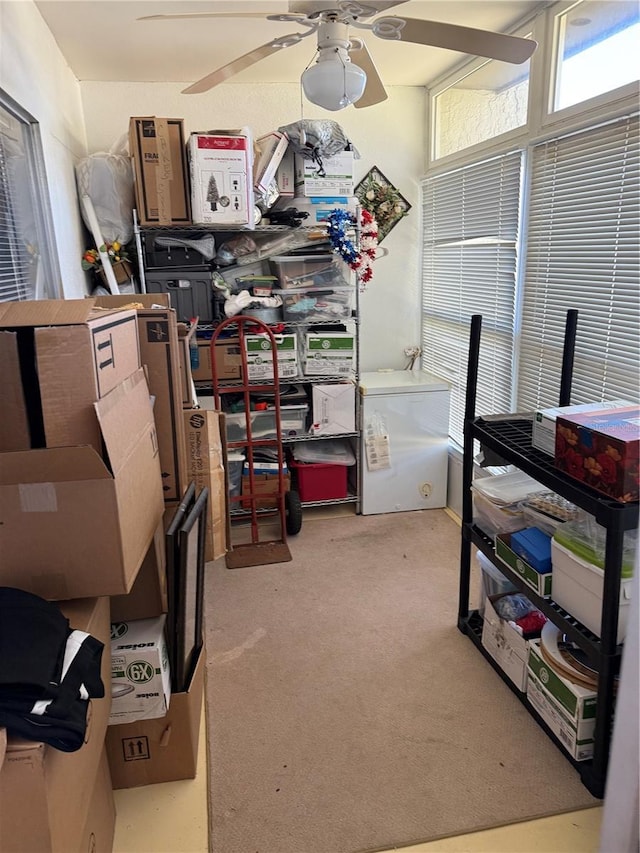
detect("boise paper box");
top-left (129, 117), bottom-right (191, 226)
top-left (109, 615), bottom-right (171, 726)
top-left (312, 383), bottom-right (356, 435)
top-left (555, 405), bottom-right (640, 502)
top-left (245, 333), bottom-right (299, 380)
top-left (481, 594), bottom-right (531, 691)
top-left (105, 647), bottom-right (204, 788)
top-left (92, 294), bottom-right (188, 502)
top-left (0, 299), bottom-right (140, 453)
top-left (182, 409), bottom-right (227, 561)
top-left (303, 332), bottom-right (354, 377)
top-left (526, 640), bottom-right (597, 761)
top-left (189, 130), bottom-right (253, 226)
top-left (0, 596), bottom-right (112, 853)
top-left (294, 151), bottom-right (354, 196)
top-left (0, 368), bottom-right (164, 600)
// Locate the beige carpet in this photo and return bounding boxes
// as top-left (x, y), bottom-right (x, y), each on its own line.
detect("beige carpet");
top-left (204, 510), bottom-right (598, 853)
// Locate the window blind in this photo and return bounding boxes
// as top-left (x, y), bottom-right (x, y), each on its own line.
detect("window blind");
top-left (518, 113), bottom-right (640, 409)
top-left (421, 151), bottom-right (523, 446)
top-left (0, 107), bottom-right (31, 301)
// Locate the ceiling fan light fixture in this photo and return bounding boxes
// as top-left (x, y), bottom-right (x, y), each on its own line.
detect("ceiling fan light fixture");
top-left (301, 47), bottom-right (367, 111)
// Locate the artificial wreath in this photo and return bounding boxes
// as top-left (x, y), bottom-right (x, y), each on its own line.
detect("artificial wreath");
top-left (325, 208), bottom-right (379, 286)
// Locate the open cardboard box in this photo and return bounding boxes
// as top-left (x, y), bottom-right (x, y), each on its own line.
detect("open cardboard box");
top-left (0, 597), bottom-right (112, 853)
top-left (105, 646), bottom-right (205, 788)
top-left (0, 299), bottom-right (140, 453)
top-left (0, 368), bottom-right (164, 600)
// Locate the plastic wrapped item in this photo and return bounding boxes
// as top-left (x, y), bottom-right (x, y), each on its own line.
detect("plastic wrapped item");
top-left (476, 551), bottom-right (517, 617)
top-left (472, 469), bottom-right (543, 505)
top-left (471, 488), bottom-right (525, 538)
top-left (75, 135), bottom-right (135, 244)
top-left (523, 491), bottom-right (581, 522)
top-left (291, 438), bottom-right (355, 466)
top-left (553, 516), bottom-right (637, 577)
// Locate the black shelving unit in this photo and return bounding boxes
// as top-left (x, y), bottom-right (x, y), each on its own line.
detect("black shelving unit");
top-left (457, 311), bottom-right (638, 799)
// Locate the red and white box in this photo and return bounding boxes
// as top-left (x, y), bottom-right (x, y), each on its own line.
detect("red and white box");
top-left (188, 130), bottom-right (253, 226)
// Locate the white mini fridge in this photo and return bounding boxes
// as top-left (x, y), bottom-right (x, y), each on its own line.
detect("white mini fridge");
top-left (359, 371), bottom-right (450, 515)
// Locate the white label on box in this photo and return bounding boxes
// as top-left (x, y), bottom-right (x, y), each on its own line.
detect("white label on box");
top-left (19, 483), bottom-right (57, 512)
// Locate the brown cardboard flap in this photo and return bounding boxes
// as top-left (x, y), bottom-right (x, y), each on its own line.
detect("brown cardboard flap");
top-left (91, 294), bottom-right (171, 309)
top-left (0, 331), bottom-right (30, 451)
top-left (94, 367), bottom-right (155, 475)
top-left (0, 446), bottom-right (111, 484)
top-left (0, 727), bottom-right (6, 769)
top-left (0, 298), bottom-right (112, 327)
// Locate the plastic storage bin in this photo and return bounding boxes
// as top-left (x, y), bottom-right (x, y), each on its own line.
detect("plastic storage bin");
top-left (225, 405), bottom-right (308, 442)
top-left (268, 254), bottom-right (350, 289)
top-left (145, 270), bottom-right (216, 323)
top-left (476, 551), bottom-right (517, 616)
top-left (289, 458), bottom-right (348, 501)
top-left (276, 287), bottom-right (353, 323)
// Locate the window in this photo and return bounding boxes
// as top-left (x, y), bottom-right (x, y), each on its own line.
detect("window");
top-left (0, 90), bottom-right (61, 301)
top-left (553, 0), bottom-right (640, 112)
top-left (518, 113), bottom-right (640, 409)
top-left (433, 56), bottom-right (531, 161)
top-left (421, 152), bottom-right (523, 447)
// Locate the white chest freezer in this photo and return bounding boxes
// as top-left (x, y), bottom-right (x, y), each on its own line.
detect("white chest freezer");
top-left (359, 371), bottom-right (450, 515)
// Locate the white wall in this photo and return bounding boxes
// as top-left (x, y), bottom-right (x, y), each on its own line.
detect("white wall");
top-left (0, 1), bottom-right (90, 298)
top-left (81, 82), bottom-right (427, 372)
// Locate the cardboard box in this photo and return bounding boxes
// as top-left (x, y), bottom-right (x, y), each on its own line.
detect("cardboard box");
top-left (294, 151), bottom-right (354, 196)
top-left (182, 409), bottom-right (227, 561)
top-left (0, 368), bottom-right (164, 600)
top-left (129, 117), bottom-right (191, 226)
top-left (532, 399), bottom-right (633, 455)
top-left (555, 405), bottom-right (640, 502)
top-left (303, 332), bottom-right (354, 377)
top-left (105, 647), bottom-right (204, 788)
top-left (510, 527), bottom-right (552, 573)
top-left (177, 322), bottom-right (197, 407)
top-left (109, 614), bottom-right (171, 725)
top-left (551, 538), bottom-right (631, 643)
top-left (245, 333), bottom-right (299, 380)
top-left (110, 519), bottom-right (168, 623)
top-left (0, 330), bottom-right (30, 451)
top-left (213, 336), bottom-right (242, 381)
top-left (0, 299), bottom-right (140, 453)
top-left (276, 147), bottom-right (295, 198)
top-left (242, 472), bottom-right (291, 508)
top-left (481, 594), bottom-right (531, 691)
top-left (254, 131), bottom-right (289, 194)
top-left (78, 749), bottom-right (116, 853)
top-left (495, 532), bottom-right (553, 598)
top-left (189, 130), bottom-right (253, 225)
top-left (191, 339), bottom-right (214, 382)
top-left (311, 383), bottom-right (355, 435)
top-left (0, 596), bottom-right (111, 853)
top-left (527, 641), bottom-right (596, 761)
top-left (93, 295), bottom-right (188, 503)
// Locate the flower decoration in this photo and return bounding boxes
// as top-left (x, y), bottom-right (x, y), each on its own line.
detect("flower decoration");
top-left (325, 208), bottom-right (379, 286)
top-left (81, 239), bottom-right (129, 272)
top-left (355, 166), bottom-right (411, 242)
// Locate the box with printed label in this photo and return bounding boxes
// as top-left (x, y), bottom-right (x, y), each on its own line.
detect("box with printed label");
top-left (555, 405), bottom-right (640, 502)
top-left (526, 640), bottom-right (596, 760)
top-left (129, 117), bottom-right (191, 226)
top-left (0, 299), bottom-right (140, 453)
top-left (254, 131), bottom-right (289, 194)
top-left (245, 333), bottom-right (299, 380)
top-left (189, 130), bottom-right (253, 225)
top-left (303, 332), bottom-right (355, 377)
top-left (495, 532), bottom-right (553, 597)
top-left (311, 383), bottom-right (355, 435)
top-left (481, 594), bottom-right (531, 691)
top-left (294, 152), bottom-right (354, 196)
top-left (109, 614), bottom-right (171, 726)
top-left (532, 400), bottom-right (634, 455)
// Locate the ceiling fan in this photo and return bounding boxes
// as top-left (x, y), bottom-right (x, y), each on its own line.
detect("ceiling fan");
top-left (139, 1), bottom-right (538, 111)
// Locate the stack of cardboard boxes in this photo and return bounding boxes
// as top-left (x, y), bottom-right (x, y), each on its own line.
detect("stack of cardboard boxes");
top-left (0, 295), bottom-right (227, 850)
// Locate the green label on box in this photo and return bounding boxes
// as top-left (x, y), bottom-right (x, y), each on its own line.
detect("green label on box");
top-left (306, 335), bottom-right (354, 353)
top-left (495, 535), bottom-right (552, 597)
top-left (528, 644), bottom-right (597, 720)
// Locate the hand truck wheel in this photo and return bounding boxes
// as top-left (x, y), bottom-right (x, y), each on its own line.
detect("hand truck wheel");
top-left (285, 489), bottom-right (303, 535)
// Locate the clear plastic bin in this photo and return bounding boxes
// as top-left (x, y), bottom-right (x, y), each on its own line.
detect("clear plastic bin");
top-left (275, 287), bottom-right (353, 323)
top-left (268, 254), bottom-right (350, 289)
top-left (472, 488), bottom-right (525, 538)
top-left (225, 405), bottom-right (309, 441)
top-left (476, 551), bottom-right (518, 616)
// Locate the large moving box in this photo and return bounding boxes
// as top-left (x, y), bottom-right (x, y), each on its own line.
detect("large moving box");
top-left (110, 519), bottom-right (168, 622)
top-left (93, 294), bottom-right (188, 502)
top-left (0, 597), bottom-right (112, 853)
top-left (106, 647), bottom-right (204, 788)
top-left (0, 299), bottom-right (140, 453)
top-left (129, 117), bottom-right (191, 226)
top-left (0, 368), bottom-right (164, 600)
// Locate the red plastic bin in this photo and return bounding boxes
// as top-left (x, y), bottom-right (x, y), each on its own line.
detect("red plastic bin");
top-left (289, 458), bottom-right (347, 501)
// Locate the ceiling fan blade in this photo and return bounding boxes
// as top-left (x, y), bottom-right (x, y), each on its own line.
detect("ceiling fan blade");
top-left (139, 12), bottom-right (283, 22)
top-left (289, 0), bottom-right (408, 15)
top-left (349, 41), bottom-right (387, 108)
top-left (182, 40), bottom-right (294, 94)
top-left (373, 16), bottom-right (537, 64)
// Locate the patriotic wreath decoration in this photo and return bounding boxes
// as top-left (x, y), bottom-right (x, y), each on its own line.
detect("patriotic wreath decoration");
top-left (326, 208), bottom-right (379, 285)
